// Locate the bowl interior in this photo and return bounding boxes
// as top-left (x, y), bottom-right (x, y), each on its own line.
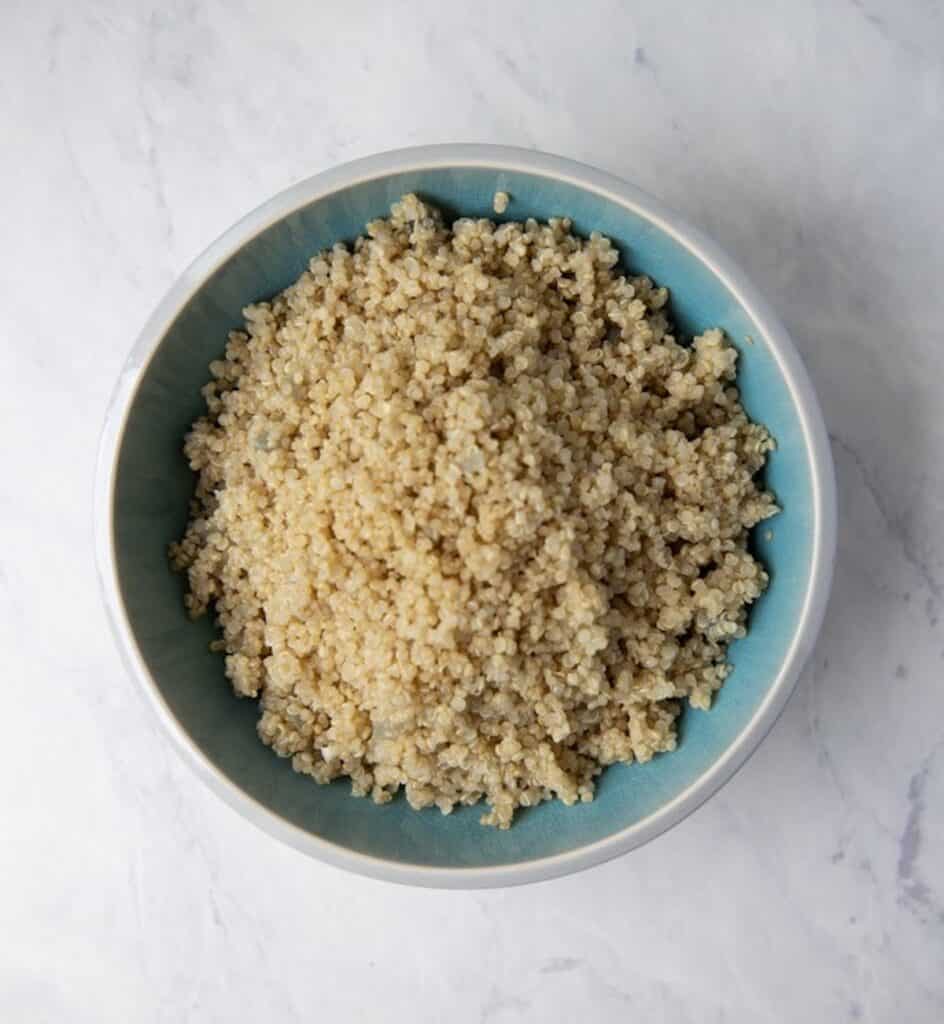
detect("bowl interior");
top-left (112, 166), bottom-right (814, 868)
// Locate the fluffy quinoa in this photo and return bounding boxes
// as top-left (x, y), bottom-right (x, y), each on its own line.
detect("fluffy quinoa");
top-left (171, 194), bottom-right (778, 828)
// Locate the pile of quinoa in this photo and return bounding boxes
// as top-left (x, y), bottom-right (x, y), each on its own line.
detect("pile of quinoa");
top-left (171, 194), bottom-right (777, 827)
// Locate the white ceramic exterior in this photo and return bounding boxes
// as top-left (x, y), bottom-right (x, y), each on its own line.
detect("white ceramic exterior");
top-left (96, 145), bottom-right (837, 888)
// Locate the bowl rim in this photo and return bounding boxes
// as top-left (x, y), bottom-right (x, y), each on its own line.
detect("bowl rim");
top-left (95, 143), bottom-right (837, 889)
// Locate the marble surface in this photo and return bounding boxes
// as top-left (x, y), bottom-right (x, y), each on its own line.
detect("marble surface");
top-left (3, 1), bottom-right (943, 1020)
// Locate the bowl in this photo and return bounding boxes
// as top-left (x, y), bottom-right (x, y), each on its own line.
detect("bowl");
top-left (95, 145), bottom-right (836, 888)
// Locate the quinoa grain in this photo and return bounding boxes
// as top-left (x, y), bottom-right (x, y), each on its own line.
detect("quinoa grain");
top-left (170, 195), bottom-right (777, 827)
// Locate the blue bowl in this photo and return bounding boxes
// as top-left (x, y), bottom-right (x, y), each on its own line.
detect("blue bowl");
top-left (96, 146), bottom-right (836, 887)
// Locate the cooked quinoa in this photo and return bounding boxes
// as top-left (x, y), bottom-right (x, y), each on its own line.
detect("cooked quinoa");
top-left (171, 194), bottom-right (777, 828)
top-left (492, 190), bottom-right (510, 214)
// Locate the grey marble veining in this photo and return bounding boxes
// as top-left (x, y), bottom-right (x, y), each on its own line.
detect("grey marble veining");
top-left (2, 1), bottom-right (942, 1021)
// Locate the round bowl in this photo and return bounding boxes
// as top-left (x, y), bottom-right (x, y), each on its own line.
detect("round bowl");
top-left (96, 144), bottom-right (836, 888)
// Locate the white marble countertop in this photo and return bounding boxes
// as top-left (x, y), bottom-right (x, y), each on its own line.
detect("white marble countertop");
top-left (3, 1), bottom-right (943, 1020)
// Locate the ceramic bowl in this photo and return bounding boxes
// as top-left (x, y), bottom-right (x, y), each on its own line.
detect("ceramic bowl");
top-left (96, 145), bottom-right (836, 887)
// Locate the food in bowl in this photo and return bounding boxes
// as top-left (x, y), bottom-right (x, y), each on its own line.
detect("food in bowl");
top-left (170, 193), bottom-right (778, 828)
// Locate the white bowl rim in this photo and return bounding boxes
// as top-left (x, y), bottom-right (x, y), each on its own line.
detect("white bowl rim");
top-left (95, 143), bottom-right (837, 889)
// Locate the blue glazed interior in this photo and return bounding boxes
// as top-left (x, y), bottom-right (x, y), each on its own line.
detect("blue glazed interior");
top-left (114, 167), bottom-right (813, 867)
